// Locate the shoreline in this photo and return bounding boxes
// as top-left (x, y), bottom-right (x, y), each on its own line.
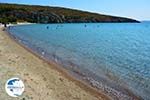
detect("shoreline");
top-left (7, 23), bottom-right (142, 99)
top-left (6, 25), bottom-right (111, 99)
top-left (0, 24), bottom-right (110, 99)
top-left (2, 23), bottom-right (142, 100)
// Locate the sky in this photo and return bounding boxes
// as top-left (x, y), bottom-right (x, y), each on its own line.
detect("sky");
top-left (0, 0), bottom-right (150, 21)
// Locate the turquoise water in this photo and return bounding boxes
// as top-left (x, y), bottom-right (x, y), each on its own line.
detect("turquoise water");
top-left (8, 23), bottom-right (150, 99)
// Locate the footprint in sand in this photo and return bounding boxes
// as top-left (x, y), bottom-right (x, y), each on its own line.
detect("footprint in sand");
top-left (59, 77), bottom-right (64, 82)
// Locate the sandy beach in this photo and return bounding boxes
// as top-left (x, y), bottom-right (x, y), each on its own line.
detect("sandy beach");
top-left (0, 25), bottom-right (110, 100)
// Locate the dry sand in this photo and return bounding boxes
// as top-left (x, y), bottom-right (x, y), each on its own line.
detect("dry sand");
top-left (0, 25), bottom-right (110, 100)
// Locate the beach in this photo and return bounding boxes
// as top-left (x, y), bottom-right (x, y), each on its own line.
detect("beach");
top-left (0, 25), bottom-right (109, 100)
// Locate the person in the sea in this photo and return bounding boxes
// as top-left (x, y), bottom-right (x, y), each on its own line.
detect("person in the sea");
top-left (46, 26), bottom-right (49, 29)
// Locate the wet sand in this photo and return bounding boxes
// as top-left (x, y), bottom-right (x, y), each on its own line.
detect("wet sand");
top-left (0, 25), bottom-right (110, 100)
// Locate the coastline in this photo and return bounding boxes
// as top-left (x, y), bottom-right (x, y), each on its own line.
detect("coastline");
top-left (2, 23), bottom-right (144, 100)
top-left (0, 24), bottom-right (110, 100)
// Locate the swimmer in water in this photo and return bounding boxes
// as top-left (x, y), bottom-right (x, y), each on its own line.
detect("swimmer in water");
top-left (46, 26), bottom-right (49, 29)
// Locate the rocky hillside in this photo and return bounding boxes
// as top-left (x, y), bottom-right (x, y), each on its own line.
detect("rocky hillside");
top-left (0, 3), bottom-right (139, 23)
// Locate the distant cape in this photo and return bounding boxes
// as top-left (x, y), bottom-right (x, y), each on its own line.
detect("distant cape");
top-left (0, 3), bottom-right (140, 23)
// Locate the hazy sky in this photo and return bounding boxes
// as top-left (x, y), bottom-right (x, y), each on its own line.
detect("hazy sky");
top-left (1, 0), bottom-right (150, 20)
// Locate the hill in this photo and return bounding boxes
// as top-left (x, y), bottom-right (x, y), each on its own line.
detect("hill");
top-left (0, 3), bottom-right (140, 24)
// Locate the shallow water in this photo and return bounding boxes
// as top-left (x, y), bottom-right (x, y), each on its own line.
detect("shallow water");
top-left (8, 22), bottom-right (150, 99)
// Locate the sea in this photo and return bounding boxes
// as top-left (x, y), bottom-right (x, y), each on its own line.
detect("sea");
top-left (7, 22), bottom-right (150, 99)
